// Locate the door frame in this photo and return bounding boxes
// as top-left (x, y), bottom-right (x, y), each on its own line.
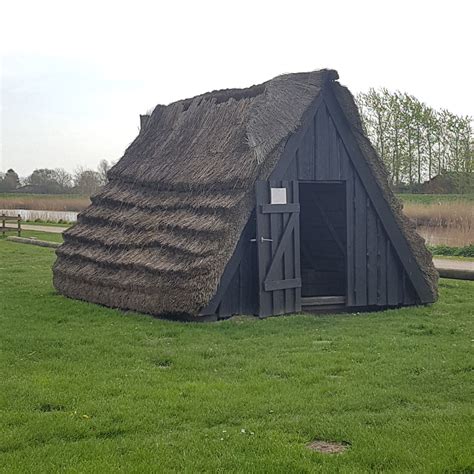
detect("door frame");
top-left (298, 180), bottom-right (348, 305)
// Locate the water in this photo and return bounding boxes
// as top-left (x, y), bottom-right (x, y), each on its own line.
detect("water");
top-left (0, 209), bottom-right (78, 223)
top-left (417, 226), bottom-right (473, 247)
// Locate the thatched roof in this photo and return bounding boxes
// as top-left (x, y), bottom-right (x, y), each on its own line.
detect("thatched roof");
top-left (53, 69), bottom-right (437, 316)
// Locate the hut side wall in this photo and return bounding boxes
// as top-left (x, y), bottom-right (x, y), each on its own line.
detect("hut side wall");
top-left (215, 215), bottom-right (259, 318)
top-left (281, 102), bottom-right (418, 307)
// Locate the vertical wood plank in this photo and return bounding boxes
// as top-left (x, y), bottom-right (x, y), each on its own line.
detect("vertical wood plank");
top-left (339, 139), bottom-right (350, 181)
top-left (398, 260), bottom-right (404, 303)
top-left (269, 180), bottom-right (284, 314)
top-left (316, 105), bottom-right (330, 180)
top-left (387, 241), bottom-right (399, 306)
top-left (249, 223), bottom-right (259, 313)
top-left (239, 240), bottom-right (251, 314)
top-left (298, 126), bottom-right (314, 180)
top-left (295, 149), bottom-right (301, 180)
top-left (354, 176), bottom-right (367, 306)
top-left (367, 199), bottom-right (378, 305)
top-left (328, 114), bottom-right (340, 179)
top-left (284, 152), bottom-right (298, 181)
top-left (376, 218), bottom-right (387, 306)
top-left (293, 181), bottom-right (301, 311)
top-left (282, 180), bottom-right (295, 313)
top-left (346, 170), bottom-right (355, 306)
top-left (233, 268), bottom-right (240, 314)
top-left (403, 274), bottom-right (416, 305)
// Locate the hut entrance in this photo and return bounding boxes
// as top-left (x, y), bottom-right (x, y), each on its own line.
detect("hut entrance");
top-left (299, 183), bottom-right (346, 304)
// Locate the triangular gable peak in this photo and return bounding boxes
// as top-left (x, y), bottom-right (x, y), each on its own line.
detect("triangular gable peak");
top-left (205, 81), bottom-right (436, 316)
top-left (274, 89), bottom-right (419, 307)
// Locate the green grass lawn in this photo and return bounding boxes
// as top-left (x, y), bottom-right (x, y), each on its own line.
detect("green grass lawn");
top-left (24, 221), bottom-right (72, 228)
top-left (1, 242), bottom-right (473, 473)
top-left (397, 193), bottom-right (474, 204)
top-left (0, 230), bottom-right (63, 243)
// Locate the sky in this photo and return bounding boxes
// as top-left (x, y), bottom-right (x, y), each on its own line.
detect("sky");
top-left (1, 0), bottom-right (473, 177)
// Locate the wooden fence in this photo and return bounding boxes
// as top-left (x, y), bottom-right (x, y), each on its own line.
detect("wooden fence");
top-left (1, 214), bottom-right (21, 237)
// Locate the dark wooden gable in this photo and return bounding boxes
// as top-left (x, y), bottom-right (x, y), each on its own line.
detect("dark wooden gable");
top-left (273, 89), bottom-right (420, 308)
top-left (201, 85), bottom-right (431, 318)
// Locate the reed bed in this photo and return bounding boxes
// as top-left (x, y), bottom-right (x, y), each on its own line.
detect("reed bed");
top-left (403, 201), bottom-right (474, 247)
top-left (0, 194), bottom-right (90, 212)
top-left (403, 201), bottom-right (473, 230)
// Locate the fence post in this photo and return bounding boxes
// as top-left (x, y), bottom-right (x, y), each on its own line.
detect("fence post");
top-left (18, 214), bottom-right (21, 237)
top-left (2, 214), bottom-right (5, 238)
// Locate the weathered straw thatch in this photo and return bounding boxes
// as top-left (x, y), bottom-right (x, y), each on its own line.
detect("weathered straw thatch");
top-left (53, 69), bottom-right (437, 317)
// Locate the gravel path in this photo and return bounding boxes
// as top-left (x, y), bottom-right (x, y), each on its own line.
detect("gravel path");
top-left (433, 258), bottom-right (474, 272)
top-left (22, 224), bottom-right (68, 234)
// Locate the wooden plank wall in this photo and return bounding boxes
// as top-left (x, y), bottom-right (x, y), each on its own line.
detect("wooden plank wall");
top-left (256, 180), bottom-right (300, 317)
top-left (282, 103), bottom-right (418, 308)
top-left (216, 216), bottom-right (258, 318)
top-left (212, 100), bottom-right (418, 318)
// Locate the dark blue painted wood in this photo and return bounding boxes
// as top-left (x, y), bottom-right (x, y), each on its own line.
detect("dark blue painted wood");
top-left (367, 200), bottom-right (378, 305)
top-left (298, 127), bottom-right (314, 180)
top-left (257, 180), bottom-right (301, 316)
top-left (324, 86), bottom-right (434, 304)
top-left (328, 113), bottom-right (340, 180)
top-left (376, 218), bottom-right (387, 306)
top-left (205, 81), bottom-right (428, 318)
top-left (387, 242), bottom-right (399, 306)
top-left (315, 104), bottom-right (330, 180)
top-left (354, 175), bottom-right (367, 306)
top-left (346, 170), bottom-right (355, 306)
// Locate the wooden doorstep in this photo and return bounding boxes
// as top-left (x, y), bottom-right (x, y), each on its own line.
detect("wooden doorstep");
top-left (301, 296), bottom-right (346, 306)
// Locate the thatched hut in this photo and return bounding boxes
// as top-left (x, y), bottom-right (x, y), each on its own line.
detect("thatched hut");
top-left (53, 69), bottom-right (438, 319)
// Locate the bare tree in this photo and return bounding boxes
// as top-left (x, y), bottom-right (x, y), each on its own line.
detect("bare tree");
top-left (73, 167), bottom-right (103, 196)
top-left (97, 159), bottom-right (112, 186)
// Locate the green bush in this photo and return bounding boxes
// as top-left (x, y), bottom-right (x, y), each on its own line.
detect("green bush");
top-left (429, 244), bottom-right (474, 257)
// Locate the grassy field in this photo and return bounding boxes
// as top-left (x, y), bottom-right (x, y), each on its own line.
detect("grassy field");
top-left (0, 230), bottom-right (63, 243)
top-left (397, 193), bottom-right (474, 204)
top-left (0, 193), bottom-right (90, 212)
top-left (24, 221), bottom-right (72, 228)
top-left (1, 242), bottom-right (473, 472)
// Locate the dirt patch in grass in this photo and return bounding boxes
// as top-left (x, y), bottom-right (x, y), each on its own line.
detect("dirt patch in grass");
top-left (37, 403), bottom-right (66, 413)
top-left (307, 440), bottom-right (350, 454)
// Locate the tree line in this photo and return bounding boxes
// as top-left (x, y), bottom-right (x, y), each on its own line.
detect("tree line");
top-left (0, 159), bottom-right (113, 195)
top-left (356, 89), bottom-right (473, 191)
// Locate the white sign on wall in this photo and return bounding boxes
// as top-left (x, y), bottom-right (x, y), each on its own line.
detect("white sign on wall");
top-left (270, 187), bottom-right (287, 205)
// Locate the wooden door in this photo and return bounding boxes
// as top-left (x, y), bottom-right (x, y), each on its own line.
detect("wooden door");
top-left (255, 180), bottom-right (301, 317)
